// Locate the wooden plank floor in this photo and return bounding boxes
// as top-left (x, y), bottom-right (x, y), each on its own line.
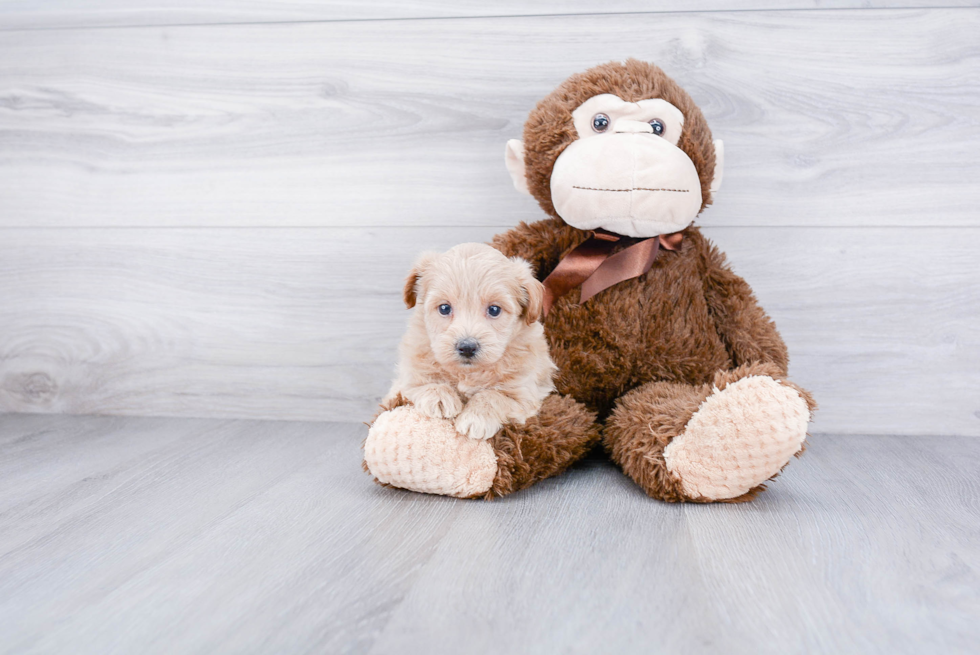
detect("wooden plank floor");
top-left (0, 415), bottom-right (977, 654)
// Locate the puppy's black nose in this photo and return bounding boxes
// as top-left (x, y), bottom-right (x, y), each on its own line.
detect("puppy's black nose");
top-left (456, 338), bottom-right (480, 359)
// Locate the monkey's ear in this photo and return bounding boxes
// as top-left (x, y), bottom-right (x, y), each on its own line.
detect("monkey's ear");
top-left (505, 139), bottom-right (531, 196)
top-left (403, 252), bottom-right (438, 309)
top-left (710, 139), bottom-right (724, 193)
top-left (511, 257), bottom-right (544, 325)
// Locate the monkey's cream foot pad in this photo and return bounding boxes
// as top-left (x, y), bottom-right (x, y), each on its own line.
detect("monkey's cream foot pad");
top-left (365, 406), bottom-right (498, 498)
top-left (663, 376), bottom-right (811, 501)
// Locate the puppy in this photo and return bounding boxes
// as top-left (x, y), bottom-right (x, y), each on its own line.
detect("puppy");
top-left (384, 242), bottom-right (556, 440)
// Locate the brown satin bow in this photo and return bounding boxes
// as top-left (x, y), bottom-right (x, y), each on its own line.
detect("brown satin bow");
top-left (542, 230), bottom-right (684, 316)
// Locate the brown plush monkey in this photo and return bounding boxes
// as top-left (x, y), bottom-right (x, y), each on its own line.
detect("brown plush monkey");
top-left (364, 59), bottom-right (815, 502)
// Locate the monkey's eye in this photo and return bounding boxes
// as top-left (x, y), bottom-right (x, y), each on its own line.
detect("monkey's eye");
top-left (591, 113), bottom-right (610, 133)
top-left (438, 304), bottom-right (452, 316)
top-left (649, 119), bottom-right (666, 136)
top-left (487, 305), bottom-right (502, 318)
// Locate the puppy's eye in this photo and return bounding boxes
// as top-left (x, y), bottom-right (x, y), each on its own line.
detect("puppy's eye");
top-left (487, 305), bottom-right (502, 318)
top-left (438, 304), bottom-right (452, 316)
top-left (592, 113), bottom-right (610, 133)
top-left (649, 119), bottom-right (666, 136)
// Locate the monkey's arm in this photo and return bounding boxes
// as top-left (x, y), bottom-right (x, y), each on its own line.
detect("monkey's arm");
top-left (490, 218), bottom-right (586, 280)
top-left (699, 236), bottom-right (790, 376)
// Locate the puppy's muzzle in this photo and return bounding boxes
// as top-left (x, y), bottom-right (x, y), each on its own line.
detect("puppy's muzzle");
top-left (455, 338), bottom-right (480, 360)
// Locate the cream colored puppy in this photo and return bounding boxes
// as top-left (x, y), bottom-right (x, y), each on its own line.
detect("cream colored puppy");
top-left (384, 243), bottom-right (556, 441)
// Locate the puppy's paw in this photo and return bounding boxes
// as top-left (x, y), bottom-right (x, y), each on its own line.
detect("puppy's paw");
top-left (413, 384), bottom-right (463, 419)
top-left (455, 409), bottom-right (503, 441)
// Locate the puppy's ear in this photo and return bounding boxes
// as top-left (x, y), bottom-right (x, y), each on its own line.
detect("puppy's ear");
top-left (403, 252), bottom-right (439, 309)
top-left (511, 257), bottom-right (544, 325)
top-left (523, 278), bottom-right (545, 325)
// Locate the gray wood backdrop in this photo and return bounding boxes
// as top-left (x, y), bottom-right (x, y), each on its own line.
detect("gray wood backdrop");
top-left (1, 1), bottom-right (978, 436)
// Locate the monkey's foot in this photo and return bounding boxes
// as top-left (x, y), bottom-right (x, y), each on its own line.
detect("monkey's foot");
top-left (364, 406), bottom-right (497, 498)
top-left (663, 375), bottom-right (810, 501)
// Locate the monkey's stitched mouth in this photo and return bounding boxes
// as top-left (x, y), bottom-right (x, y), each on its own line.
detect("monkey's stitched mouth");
top-left (572, 186), bottom-right (689, 193)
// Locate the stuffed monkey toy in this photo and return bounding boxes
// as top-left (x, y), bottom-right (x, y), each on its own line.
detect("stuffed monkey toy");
top-left (364, 59), bottom-right (815, 502)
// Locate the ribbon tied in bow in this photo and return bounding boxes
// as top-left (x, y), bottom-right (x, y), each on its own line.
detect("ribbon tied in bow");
top-left (541, 230), bottom-right (684, 316)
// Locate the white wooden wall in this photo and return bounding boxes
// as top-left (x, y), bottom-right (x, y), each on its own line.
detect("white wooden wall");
top-left (1, 2), bottom-right (978, 436)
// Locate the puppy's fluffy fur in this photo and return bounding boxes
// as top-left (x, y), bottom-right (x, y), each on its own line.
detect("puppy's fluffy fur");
top-left (384, 243), bottom-right (557, 440)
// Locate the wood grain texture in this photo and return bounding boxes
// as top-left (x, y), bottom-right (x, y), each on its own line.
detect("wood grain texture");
top-left (0, 9), bottom-right (978, 228)
top-left (3, 1), bottom-right (978, 30)
top-left (1, 7), bottom-right (977, 436)
top-left (1, 226), bottom-right (977, 436)
top-left (0, 414), bottom-right (977, 654)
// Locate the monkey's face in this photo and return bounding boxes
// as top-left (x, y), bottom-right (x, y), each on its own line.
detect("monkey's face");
top-left (505, 61), bottom-right (724, 238)
top-left (548, 94), bottom-right (704, 238)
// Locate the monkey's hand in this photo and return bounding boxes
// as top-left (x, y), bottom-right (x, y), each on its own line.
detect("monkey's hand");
top-left (405, 383), bottom-right (463, 419)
